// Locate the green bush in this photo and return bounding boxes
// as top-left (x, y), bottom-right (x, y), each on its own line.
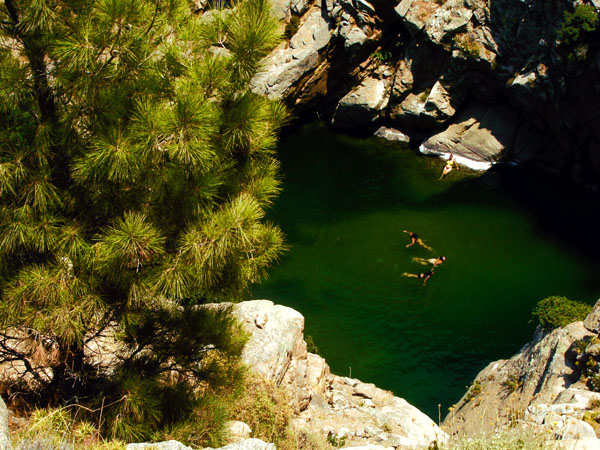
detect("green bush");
top-left (559, 4), bottom-right (599, 47)
top-left (284, 16), bottom-right (301, 39)
top-left (305, 334), bottom-right (319, 354)
top-left (531, 296), bottom-right (591, 330)
top-left (372, 50), bottom-right (394, 64)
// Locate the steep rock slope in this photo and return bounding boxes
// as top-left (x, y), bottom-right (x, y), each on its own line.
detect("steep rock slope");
top-left (444, 299), bottom-right (600, 445)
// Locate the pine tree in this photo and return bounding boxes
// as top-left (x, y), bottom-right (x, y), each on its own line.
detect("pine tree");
top-left (0, 0), bottom-right (286, 426)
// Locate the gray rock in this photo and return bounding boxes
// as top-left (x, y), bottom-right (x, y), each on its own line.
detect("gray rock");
top-left (233, 300), bottom-right (305, 385)
top-left (420, 102), bottom-right (521, 170)
top-left (333, 77), bottom-right (389, 126)
top-left (423, 0), bottom-right (472, 44)
top-left (340, 24), bottom-right (368, 50)
top-left (291, 0), bottom-right (310, 15)
top-left (0, 396), bottom-right (9, 450)
top-left (374, 126), bottom-right (410, 143)
top-left (225, 421), bottom-right (252, 443)
top-left (127, 441), bottom-right (194, 450)
top-left (394, 0), bottom-right (429, 36)
top-left (204, 439), bottom-right (275, 450)
top-left (15, 439), bottom-right (70, 450)
top-left (583, 299), bottom-right (600, 334)
top-left (252, 7), bottom-right (331, 98)
top-left (423, 80), bottom-right (461, 122)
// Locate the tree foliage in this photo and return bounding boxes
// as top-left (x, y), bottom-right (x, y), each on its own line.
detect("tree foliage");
top-left (0, 0), bottom-right (286, 439)
top-left (532, 295), bottom-right (591, 331)
top-left (558, 4), bottom-right (599, 48)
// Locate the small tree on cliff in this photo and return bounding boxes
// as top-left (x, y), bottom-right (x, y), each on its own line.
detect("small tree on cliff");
top-left (0, 0), bottom-right (286, 438)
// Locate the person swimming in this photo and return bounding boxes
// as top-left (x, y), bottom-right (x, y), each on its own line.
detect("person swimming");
top-left (440, 154), bottom-right (459, 179)
top-left (403, 268), bottom-right (434, 285)
top-left (412, 255), bottom-right (446, 267)
top-left (403, 230), bottom-right (433, 251)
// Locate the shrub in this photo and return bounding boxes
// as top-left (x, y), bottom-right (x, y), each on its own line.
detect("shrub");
top-left (372, 50), bottom-right (394, 65)
top-left (558, 4), bottom-right (599, 47)
top-left (464, 380), bottom-right (482, 402)
top-left (284, 15), bottom-right (301, 39)
top-left (305, 334), bottom-right (319, 354)
top-left (452, 33), bottom-right (480, 58)
top-left (531, 296), bottom-right (591, 330)
top-left (230, 373), bottom-right (297, 450)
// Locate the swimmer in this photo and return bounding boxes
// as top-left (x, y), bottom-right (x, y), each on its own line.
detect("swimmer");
top-left (403, 269), bottom-right (434, 285)
top-left (412, 255), bottom-right (446, 267)
top-left (402, 230), bottom-right (433, 251)
top-left (440, 154), bottom-right (459, 179)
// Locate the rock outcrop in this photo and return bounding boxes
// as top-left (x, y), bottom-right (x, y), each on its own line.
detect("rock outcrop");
top-left (444, 299), bottom-right (600, 446)
top-left (232, 300), bottom-right (447, 448)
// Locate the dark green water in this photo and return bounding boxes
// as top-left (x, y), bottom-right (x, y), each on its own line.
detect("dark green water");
top-left (249, 122), bottom-right (600, 419)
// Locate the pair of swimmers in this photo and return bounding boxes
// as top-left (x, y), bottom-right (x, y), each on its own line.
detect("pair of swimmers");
top-left (402, 230), bottom-right (445, 285)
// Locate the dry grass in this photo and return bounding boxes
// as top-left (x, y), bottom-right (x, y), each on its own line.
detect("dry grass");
top-left (12, 407), bottom-right (126, 450)
top-left (230, 373), bottom-right (299, 450)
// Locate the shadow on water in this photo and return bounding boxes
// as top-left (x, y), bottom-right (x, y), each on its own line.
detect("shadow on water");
top-left (251, 122), bottom-right (600, 418)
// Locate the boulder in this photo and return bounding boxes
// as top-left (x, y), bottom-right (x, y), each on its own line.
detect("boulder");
top-left (423, 0), bottom-right (472, 44)
top-left (252, 7), bottom-right (332, 98)
top-left (374, 126), bottom-right (410, 143)
top-left (0, 396), bottom-right (9, 450)
top-left (232, 300), bottom-right (306, 386)
top-left (270, 0), bottom-right (291, 20)
top-left (339, 24), bottom-right (369, 51)
top-left (395, 0), bottom-right (436, 36)
top-left (420, 102), bottom-right (521, 170)
top-left (333, 77), bottom-right (390, 126)
top-left (225, 421), bottom-right (252, 443)
top-left (422, 80), bottom-right (462, 122)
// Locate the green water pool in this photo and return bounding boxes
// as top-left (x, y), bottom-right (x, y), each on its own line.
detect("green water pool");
top-left (249, 122), bottom-right (600, 419)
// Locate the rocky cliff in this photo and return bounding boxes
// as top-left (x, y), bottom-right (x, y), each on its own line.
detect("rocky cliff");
top-left (444, 298), bottom-right (600, 447)
top-left (252, 0), bottom-right (600, 185)
top-left (231, 300), bottom-right (447, 448)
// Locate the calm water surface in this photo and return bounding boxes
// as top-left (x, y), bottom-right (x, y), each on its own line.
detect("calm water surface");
top-left (250, 122), bottom-right (600, 419)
